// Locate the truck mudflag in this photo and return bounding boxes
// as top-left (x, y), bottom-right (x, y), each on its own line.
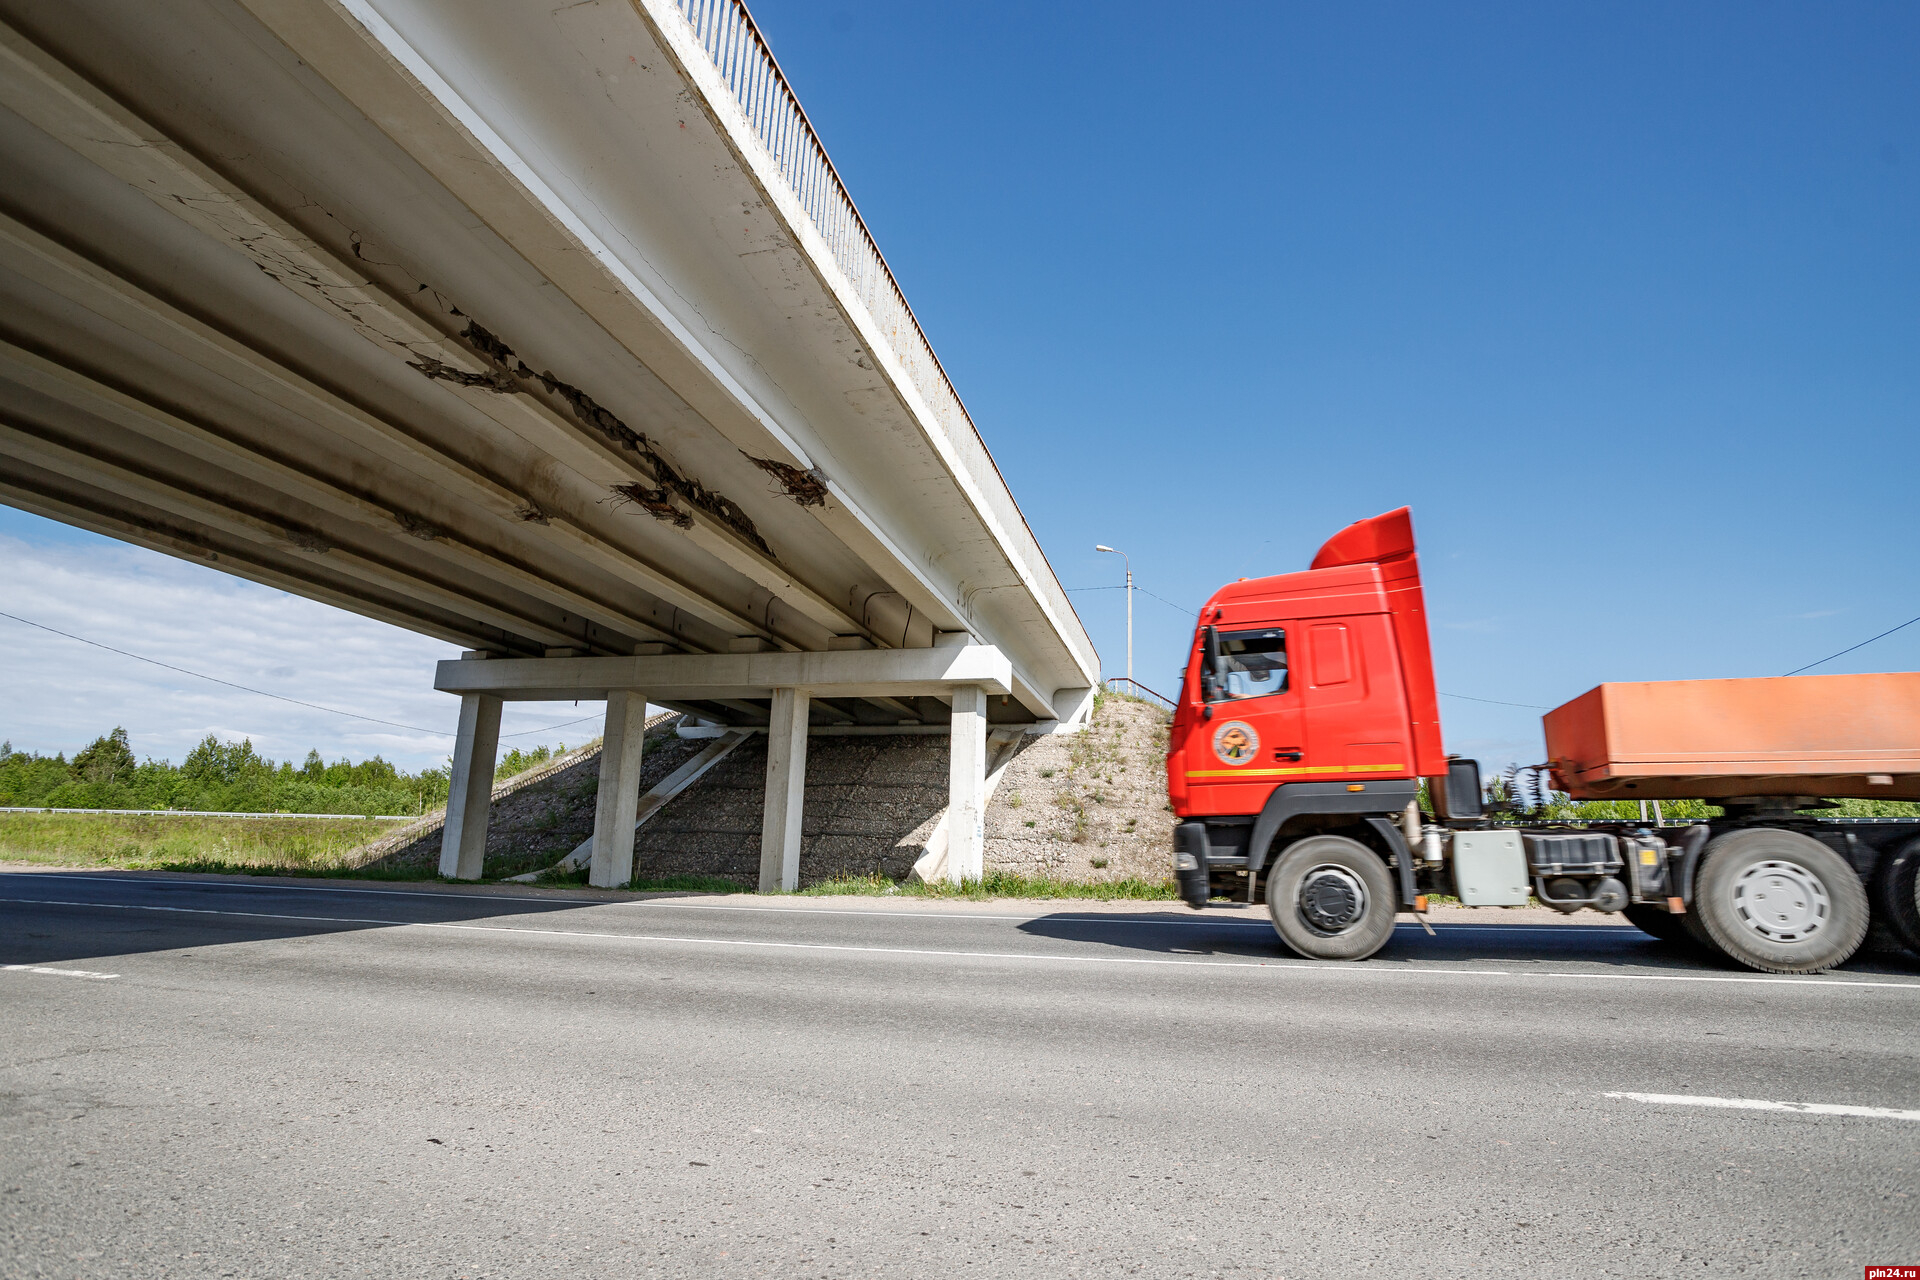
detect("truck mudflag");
top-left (1167, 507), bottom-right (1920, 974)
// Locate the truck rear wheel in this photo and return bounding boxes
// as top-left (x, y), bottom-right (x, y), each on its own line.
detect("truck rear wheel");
top-left (1870, 836), bottom-right (1920, 954)
top-left (1264, 835), bottom-right (1397, 961)
top-left (1693, 829), bottom-right (1868, 974)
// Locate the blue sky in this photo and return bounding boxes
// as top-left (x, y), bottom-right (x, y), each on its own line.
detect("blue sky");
top-left (3, 1), bottom-right (1915, 770)
top-left (748, 0), bottom-right (1919, 765)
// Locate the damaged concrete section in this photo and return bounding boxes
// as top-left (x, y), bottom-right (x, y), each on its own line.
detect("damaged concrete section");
top-left (608, 480), bottom-right (692, 529)
top-left (410, 318), bottom-right (771, 552)
top-left (747, 455), bottom-right (830, 507)
top-left (404, 353), bottom-right (519, 393)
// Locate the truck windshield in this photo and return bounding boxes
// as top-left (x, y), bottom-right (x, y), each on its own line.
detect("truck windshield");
top-left (1214, 628), bottom-right (1288, 700)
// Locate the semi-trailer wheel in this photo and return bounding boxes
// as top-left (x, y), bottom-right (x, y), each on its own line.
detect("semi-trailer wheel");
top-left (1870, 836), bottom-right (1920, 954)
top-left (1691, 829), bottom-right (1869, 974)
top-left (1264, 835), bottom-right (1397, 961)
top-left (1622, 903), bottom-right (1688, 944)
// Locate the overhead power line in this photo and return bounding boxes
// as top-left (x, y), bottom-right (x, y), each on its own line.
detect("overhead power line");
top-left (1066, 583), bottom-right (1197, 617)
top-left (1783, 612), bottom-right (1920, 677)
top-left (0, 609), bottom-right (595, 742)
top-left (1438, 691), bottom-right (1549, 710)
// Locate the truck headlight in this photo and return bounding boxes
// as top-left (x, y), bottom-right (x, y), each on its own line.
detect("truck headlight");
top-left (1174, 851), bottom-right (1200, 871)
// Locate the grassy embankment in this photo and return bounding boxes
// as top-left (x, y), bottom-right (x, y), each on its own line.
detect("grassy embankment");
top-left (0, 810), bottom-right (416, 877)
top-left (0, 727), bottom-right (590, 877)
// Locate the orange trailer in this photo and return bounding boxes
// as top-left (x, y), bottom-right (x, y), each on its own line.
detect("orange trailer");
top-left (1545, 673), bottom-right (1920, 801)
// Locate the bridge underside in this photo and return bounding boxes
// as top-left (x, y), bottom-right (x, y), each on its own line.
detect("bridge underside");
top-left (0, 0), bottom-right (1102, 886)
top-left (0, 0), bottom-right (1097, 740)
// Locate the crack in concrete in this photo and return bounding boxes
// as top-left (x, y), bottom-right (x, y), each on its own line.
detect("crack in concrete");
top-left (408, 318), bottom-right (772, 555)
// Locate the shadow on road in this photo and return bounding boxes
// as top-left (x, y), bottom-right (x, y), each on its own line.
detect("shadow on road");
top-left (0, 870), bottom-right (683, 967)
top-left (1016, 908), bottom-right (1920, 977)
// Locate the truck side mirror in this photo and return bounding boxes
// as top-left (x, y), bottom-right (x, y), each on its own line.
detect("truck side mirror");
top-left (1433, 757), bottom-right (1483, 820)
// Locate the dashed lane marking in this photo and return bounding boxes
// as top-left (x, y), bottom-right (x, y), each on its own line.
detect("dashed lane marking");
top-left (1605, 1091), bottom-right (1920, 1122)
top-left (3, 963), bottom-right (118, 980)
top-left (4, 897), bottom-right (1918, 990)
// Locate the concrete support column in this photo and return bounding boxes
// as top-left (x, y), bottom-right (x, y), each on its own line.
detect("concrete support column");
top-left (759, 687), bottom-right (810, 892)
top-left (589, 689), bottom-right (650, 889)
top-left (438, 692), bottom-right (502, 880)
top-left (947, 684), bottom-right (988, 885)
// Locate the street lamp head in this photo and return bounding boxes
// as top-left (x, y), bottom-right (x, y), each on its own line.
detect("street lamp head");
top-left (1094, 544), bottom-right (1116, 554)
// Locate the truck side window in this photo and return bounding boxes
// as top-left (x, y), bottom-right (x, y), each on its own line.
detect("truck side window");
top-left (1212, 628), bottom-right (1287, 701)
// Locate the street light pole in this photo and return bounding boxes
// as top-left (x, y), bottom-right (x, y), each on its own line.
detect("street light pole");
top-left (1094, 544), bottom-right (1131, 685)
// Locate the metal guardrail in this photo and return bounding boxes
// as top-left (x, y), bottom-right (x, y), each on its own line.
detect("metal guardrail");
top-left (672, 0), bottom-right (981, 491)
top-left (1103, 677), bottom-right (1175, 711)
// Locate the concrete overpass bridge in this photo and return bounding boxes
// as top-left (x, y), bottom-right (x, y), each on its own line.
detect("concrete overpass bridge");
top-left (0, 0), bottom-right (1098, 888)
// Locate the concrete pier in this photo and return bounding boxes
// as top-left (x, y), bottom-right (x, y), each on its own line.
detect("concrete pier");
top-left (438, 692), bottom-right (501, 880)
top-left (759, 688), bottom-right (811, 892)
top-left (588, 690), bottom-right (650, 888)
top-left (946, 685), bottom-right (988, 884)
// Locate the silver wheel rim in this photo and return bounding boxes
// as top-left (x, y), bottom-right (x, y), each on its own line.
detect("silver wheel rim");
top-left (1731, 858), bottom-right (1828, 943)
top-left (1296, 864), bottom-right (1368, 936)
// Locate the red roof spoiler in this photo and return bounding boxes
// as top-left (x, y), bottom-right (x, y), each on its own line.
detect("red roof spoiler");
top-left (1311, 506), bottom-right (1416, 570)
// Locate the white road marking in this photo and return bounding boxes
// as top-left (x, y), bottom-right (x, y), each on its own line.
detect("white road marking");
top-left (1605, 1091), bottom-right (1920, 1122)
top-left (3, 963), bottom-right (117, 979)
top-left (5, 896), bottom-right (1919, 990)
top-left (1, 874), bottom-right (1639, 932)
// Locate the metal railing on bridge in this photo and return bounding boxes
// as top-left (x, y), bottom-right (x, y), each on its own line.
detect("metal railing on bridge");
top-left (674, 0), bottom-right (980, 472)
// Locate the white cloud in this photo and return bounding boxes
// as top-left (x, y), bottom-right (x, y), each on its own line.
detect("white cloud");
top-left (0, 528), bottom-right (605, 771)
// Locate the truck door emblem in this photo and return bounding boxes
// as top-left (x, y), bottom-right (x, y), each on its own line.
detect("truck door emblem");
top-left (1212, 721), bottom-right (1260, 765)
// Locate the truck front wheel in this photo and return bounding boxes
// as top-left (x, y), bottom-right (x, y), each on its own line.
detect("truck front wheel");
top-left (1693, 829), bottom-right (1869, 974)
top-left (1264, 835), bottom-right (1398, 961)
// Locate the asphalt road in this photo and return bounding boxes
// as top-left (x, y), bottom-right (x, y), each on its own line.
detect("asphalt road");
top-left (2, 869), bottom-right (1917, 1279)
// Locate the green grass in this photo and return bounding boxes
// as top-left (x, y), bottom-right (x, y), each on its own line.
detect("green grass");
top-left (0, 810), bottom-right (413, 875)
top-left (790, 870), bottom-right (1179, 901)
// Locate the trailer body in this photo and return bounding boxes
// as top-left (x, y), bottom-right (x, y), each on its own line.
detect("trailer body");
top-left (1545, 674), bottom-right (1920, 801)
top-left (1168, 509), bottom-right (1920, 973)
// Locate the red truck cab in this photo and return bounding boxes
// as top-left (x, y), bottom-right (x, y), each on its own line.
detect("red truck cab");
top-left (1169, 507), bottom-right (1920, 976)
top-left (1165, 509), bottom-right (1456, 958)
top-left (1167, 506), bottom-right (1447, 819)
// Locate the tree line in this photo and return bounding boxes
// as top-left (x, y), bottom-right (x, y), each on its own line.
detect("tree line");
top-left (0, 728), bottom-right (576, 817)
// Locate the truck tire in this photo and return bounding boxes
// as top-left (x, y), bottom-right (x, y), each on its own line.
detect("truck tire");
top-left (1870, 836), bottom-right (1920, 954)
top-left (1622, 903), bottom-right (1688, 945)
top-left (1692, 829), bottom-right (1869, 974)
top-left (1265, 834), bottom-right (1397, 961)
